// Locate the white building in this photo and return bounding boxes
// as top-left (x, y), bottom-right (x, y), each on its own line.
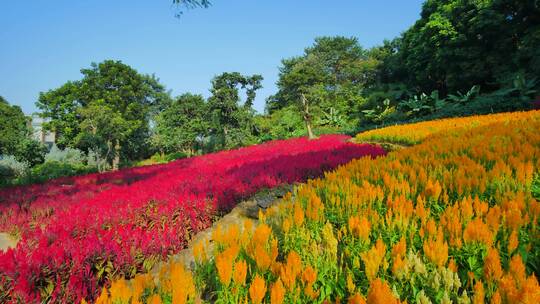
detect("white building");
top-left (29, 114), bottom-right (55, 149)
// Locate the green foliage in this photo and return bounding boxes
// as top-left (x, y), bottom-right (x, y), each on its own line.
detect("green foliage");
top-left (255, 106), bottom-right (305, 141)
top-left (0, 96), bottom-right (30, 156)
top-left (207, 72), bottom-right (263, 150)
top-left (28, 161), bottom-right (93, 184)
top-left (0, 96), bottom-right (46, 167)
top-left (36, 60), bottom-right (171, 167)
top-left (14, 138), bottom-right (47, 167)
top-left (391, 0), bottom-right (540, 95)
top-left (268, 36), bottom-right (375, 130)
top-left (0, 155), bottom-right (29, 186)
top-left (532, 173), bottom-right (540, 201)
top-left (153, 93), bottom-right (208, 154)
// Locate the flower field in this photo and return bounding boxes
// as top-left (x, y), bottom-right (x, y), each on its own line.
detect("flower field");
top-left (104, 111), bottom-right (540, 303)
top-left (0, 135), bottom-right (385, 303)
top-left (355, 110), bottom-right (540, 145)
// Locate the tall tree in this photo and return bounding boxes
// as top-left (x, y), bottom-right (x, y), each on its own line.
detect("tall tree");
top-left (268, 36), bottom-right (375, 135)
top-left (0, 96), bottom-right (29, 156)
top-left (0, 96), bottom-right (46, 166)
top-left (153, 93), bottom-right (209, 154)
top-left (37, 60), bottom-right (171, 169)
top-left (394, 0), bottom-right (540, 95)
top-left (207, 72), bottom-right (263, 149)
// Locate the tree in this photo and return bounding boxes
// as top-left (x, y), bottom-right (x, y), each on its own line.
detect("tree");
top-left (394, 0), bottom-right (540, 95)
top-left (76, 100), bottom-right (132, 171)
top-left (0, 96), bottom-right (29, 156)
top-left (153, 93), bottom-right (209, 155)
top-left (207, 72), bottom-right (263, 149)
top-left (37, 60), bottom-right (171, 169)
top-left (267, 36), bottom-right (377, 135)
top-left (0, 96), bottom-right (47, 166)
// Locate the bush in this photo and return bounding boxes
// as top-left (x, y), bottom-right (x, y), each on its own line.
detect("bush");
top-left (0, 155), bottom-right (29, 185)
top-left (29, 161), bottom-right (91, 183)
top-left (45, 145), bottom-right (86, 165)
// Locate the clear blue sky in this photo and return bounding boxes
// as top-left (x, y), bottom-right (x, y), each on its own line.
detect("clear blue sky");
top-left (0, 0), bottom-right (424, 114)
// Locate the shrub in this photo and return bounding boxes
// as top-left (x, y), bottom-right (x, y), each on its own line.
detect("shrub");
top-left (29, 161), bottom-right (89, 183)
top-left (45, 145), bottom-right (86, 165)
top-left (0, 155), bottom-right (29, 185)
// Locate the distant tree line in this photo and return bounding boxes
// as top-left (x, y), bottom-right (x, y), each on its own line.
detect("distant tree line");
top-left (1, 0), bottom-right (538, 185)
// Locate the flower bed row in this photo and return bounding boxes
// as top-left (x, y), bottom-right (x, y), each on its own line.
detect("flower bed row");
top-left (108, 112), bottom-right (540, 303)
top-left (0, 135), bottom-right (386, 303)
top-left (355, 110), bottom-right (540, 145)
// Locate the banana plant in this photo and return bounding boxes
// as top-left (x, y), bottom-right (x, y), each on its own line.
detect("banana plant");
top-left (318, 107), bottom-right (345, 127)
top-left (447, 85), bottom-right (480, 104)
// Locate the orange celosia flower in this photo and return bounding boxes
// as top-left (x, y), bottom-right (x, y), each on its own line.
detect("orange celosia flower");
top-left (392, 255), bottom-right (407, 278)
top-left (366, 278), bottom-right (399, 304)
top-left (233, 260), bottom-right (248, 286)
top-left (302, 265), bottom-right (318, 299)
top-left (109, 278), bottom-right (130, 303)
top-left (490, 291), bottom-right (501, 304)
top-left (349, 215), bottom-right (371, 241)
top-left (463, 218), bottom-right (493, 246)
top-left (254, 244), bottom-right (272, 271)
top-left (448, 258), bottom-right (458, 273)
top-left (306, 193), bottom-right (324, 222)
top-left (361, 239), bottom-right (386, 281)
top-left (483, 247), bottom-right (503, 283)
top-left (252, 224), bottom-right (272, 246)
top-left (270, 279), bottom-right (286, 304)
top-left (391, 236), bottom-right (406, 259)
top-left (508, 229), bottom-right (519, 253)
top-left (132, 274), bottom-right (152, 304)
top-left (170, 262), bottom-right (195, 304)
top-left (508, 254), bottom-right (527, 286)
top-left (147, 294), bottom-right (162, 304)
top-left (423, 231), bottom-right (448, 267)
top-left (472, 281), bottom-right (485, 304)
top-left (293, 203), bottom-right (305, 227)
top-left (281, 251), bottom-right (302, 290)
top-left (348, 293), bottom-right (366, 304)
top-left (95, 288), bottom-right (111, 304)
top-left (216, 251), bottom-right (233, 286)
top-left (249, 275), bottom-right (267, 304)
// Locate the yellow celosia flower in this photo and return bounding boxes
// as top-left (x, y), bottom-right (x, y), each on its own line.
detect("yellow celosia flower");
top-left (361, 238), bottom-right (386, 281)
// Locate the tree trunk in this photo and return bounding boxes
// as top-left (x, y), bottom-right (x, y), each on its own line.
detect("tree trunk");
top-left (112, 139), bottom-right (121, 171)
top-left (222, 126), bottom-right (228, 148)
top-left (301, 93), bottom-right (316, 139)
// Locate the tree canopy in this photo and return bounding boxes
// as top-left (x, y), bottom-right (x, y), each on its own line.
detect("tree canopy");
top-left (37, 60), bottom-right (171, 168)
top-left (0, 96), bottom-right (29, 156)
top-left (153, 93), bottom-right (209, 154)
